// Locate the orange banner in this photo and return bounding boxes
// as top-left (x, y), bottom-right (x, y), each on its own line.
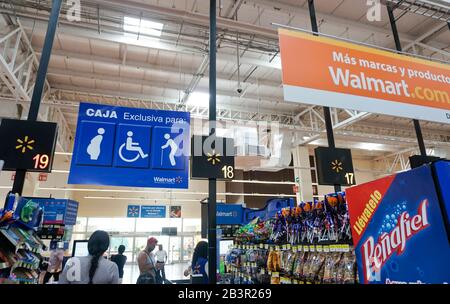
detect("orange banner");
top-left (279, 29), bottom-right (450, 124)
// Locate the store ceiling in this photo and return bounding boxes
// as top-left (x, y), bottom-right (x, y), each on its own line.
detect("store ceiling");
top-left (0, 0), bottom-right (449, 168)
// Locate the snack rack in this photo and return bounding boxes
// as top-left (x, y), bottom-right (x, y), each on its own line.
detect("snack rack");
top-left (225, 243), bottom-right (356, 284)
top-left (0, 226), bottom-right (45, 284)
top-left (223, 191), bottom-right (358, 284)
top-left (0, 193), bottom-right (46, 284)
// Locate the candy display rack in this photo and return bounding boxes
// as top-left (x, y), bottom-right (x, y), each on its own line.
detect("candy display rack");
top-left (0, 193), bottom-right (46, 284)
top-left (223, 192), bottom-right (358, 284)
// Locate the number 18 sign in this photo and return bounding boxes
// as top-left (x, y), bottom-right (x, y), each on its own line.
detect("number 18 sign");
top-left (191, 136), bottom-right (235, 180)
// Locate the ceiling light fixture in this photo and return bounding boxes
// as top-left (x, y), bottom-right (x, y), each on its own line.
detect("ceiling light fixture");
top-left (358, 142), bottom-right (385, 151)
top-left (187, 92), bottom-right (210, 107)
top-left (123, 16), bottom-right (163, 38)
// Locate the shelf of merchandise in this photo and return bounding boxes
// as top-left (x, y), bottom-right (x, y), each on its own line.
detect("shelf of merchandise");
top-left (225, 243), bottom-right (355, 285)
top-left (0, 262), bottom-right (10, 270)
top-left (12, 261), bottom-right (40, 271)
top-left (0, 227), bottom-right (44, 284)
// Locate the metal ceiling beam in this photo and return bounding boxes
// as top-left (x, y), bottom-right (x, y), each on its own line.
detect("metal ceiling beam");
top-left (248, 0), bottom-right (418, 42)
top-left (45, 87), bottom-right (299, 125)
top-left (18, 17), bottom-right (280, 70)
top-left (0, 23), bottom-right (72, 153)
top-left (415, 41), bottom-right (450, 58)
top-left (35, 49), bottom-right (282, 88)
top-left (90, 0), bottom-right (280, 39)
top-left (402, 22), bottom-right (450, 52)
top-left (45, 67), bottom-right (285, 105)
top-left (384, 0), bottom-right (450, 22)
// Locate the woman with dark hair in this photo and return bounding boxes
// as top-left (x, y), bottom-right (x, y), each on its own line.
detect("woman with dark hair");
top-left (59, 230), bottom-right (119, 284)
top-left (184, 241), bottom-right (208, 284)
top-left (111, 245), bottom-right (127, 284)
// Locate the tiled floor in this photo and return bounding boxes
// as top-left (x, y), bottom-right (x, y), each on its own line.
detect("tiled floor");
top-left (122, 262), bottom-right (190, 284)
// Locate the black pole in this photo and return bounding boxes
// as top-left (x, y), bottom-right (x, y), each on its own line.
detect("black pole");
top-left (12, 0), bottom-right (62, 195)
top-left (307, 0), bottom-right (341, 192)
top-left (387, 4), bottom-right (427, 157)
top-left (28, 0), bottom-right (62, 121)
top-left (208, 0), bottom-right (217, 284)
top-left (386, 5), bottom-right (402, 53)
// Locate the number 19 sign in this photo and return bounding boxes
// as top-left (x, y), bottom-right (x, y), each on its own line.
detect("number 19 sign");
top-left (0, 119), bottom-right (58, 172)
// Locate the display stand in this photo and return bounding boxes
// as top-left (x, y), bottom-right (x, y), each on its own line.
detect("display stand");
top-left (222, 192), bottom-right (357, 284)
top-left (0, 193), bottom-right (46, 284)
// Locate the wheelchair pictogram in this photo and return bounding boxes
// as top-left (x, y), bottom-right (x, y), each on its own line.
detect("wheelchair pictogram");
top-left (118, 131), bottom-right (148, 163)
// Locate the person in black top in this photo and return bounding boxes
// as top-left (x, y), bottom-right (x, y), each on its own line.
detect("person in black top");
top-left (111, 245), bottom-right (127, 283)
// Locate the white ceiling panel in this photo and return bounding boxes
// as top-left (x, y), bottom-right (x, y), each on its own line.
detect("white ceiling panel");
top-left (66, 58), bottom-right (93, 72)
top-left (90, 39), bottom-right (121, 59)
top-left (119, 66), bottom-right (146, 79)
top-left (70, 77), bottom-right (95, 89)
top-left (57, 34), bottom-right (91, 54)
top-left (93, 62), bottom-right (120, 75)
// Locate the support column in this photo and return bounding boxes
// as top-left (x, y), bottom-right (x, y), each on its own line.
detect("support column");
top-left (208, 0), bottom-right (217, 285)
top-left (307, 0), bottom-right (341, 192)
top-left (293, 146), bottom-right (314, 203)
top-left (11, 0), bottom-right (62, 195)
top-left (387, 3), bottom-right (427, 157)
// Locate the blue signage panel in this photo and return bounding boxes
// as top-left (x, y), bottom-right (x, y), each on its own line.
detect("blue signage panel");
top-left (68, 102), bottom-right (190, 188)
top-left (433, 161), bottom-right (450, 231)
top-left (216, 204), bottom-right (243, 225)
top-left (141, 206), bottom-right (166, 218)
top-left (347, 165), bottom-right (450, 284)
top-left (22, 198), bottom-right (79, 226)
top-left (127, 205), bottom-right (140, 218)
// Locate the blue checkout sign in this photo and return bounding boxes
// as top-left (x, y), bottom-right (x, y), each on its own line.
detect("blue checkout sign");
top-left (68, 103), bottom-right (190, 188)
top-left (140, 206), bottom-right (166, 218)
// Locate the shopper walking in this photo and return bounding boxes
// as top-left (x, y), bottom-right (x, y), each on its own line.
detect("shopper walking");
top-left (185, 241), bottom-right (208, 284)
top-left (155, 244), bottom-right (168, 281)
top-left (111, 245), bottom-right (127, 284)
top-left (136, 237), bottom-right (163, 284)
top-left (43, 241), bottom-right (64, 284)
top-left (59, 230), bottom-right (119, 284)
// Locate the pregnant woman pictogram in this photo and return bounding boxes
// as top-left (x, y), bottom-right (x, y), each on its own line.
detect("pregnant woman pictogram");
top-left (87, 128), bottom-right (105, 160)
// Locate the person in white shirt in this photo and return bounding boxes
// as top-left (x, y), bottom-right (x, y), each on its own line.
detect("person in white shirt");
top-left (155, 244), bottom-right (168, 281)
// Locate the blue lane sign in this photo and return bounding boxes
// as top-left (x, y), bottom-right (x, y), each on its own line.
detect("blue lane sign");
top-left (68, 103), bottom-right (190, 188)
top-left (127, 205), bottom-right (140, 218)
top-left (216, 204), bottom-right (243, 225)
top-left (141, 206), bottom-right (166, 218)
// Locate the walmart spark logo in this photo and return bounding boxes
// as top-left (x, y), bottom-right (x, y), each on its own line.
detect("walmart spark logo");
top-left (207, 150), bottom-right (221, 165)
top-left (331, 160), bottom-right (343, 173)
top-left (16, 136), bottom-right (35, 153)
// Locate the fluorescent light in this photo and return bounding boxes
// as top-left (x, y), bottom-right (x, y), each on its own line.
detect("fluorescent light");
top-left (84, 196), bottom-right (200, 203)
top-left (123, 16), bottom-right (163, 38)
top-left (51, 170), bottom-right (70, 173)
top-left (270, 55), bottom-right (282, 70)
top-left (231, 180), bottom-right (296, 185)
top-left (37, 187), bottom-right (294, 197)
top-left (308, 139), bottom-right (322, 145)
top-left (55, 152), bottom-right (73, 156)
top-left (302, 136), bottom-right (310, 141)
top-left (358, 142), bottom-right (385, 151)
top-left (187, 92), bottom-right (209, 107)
